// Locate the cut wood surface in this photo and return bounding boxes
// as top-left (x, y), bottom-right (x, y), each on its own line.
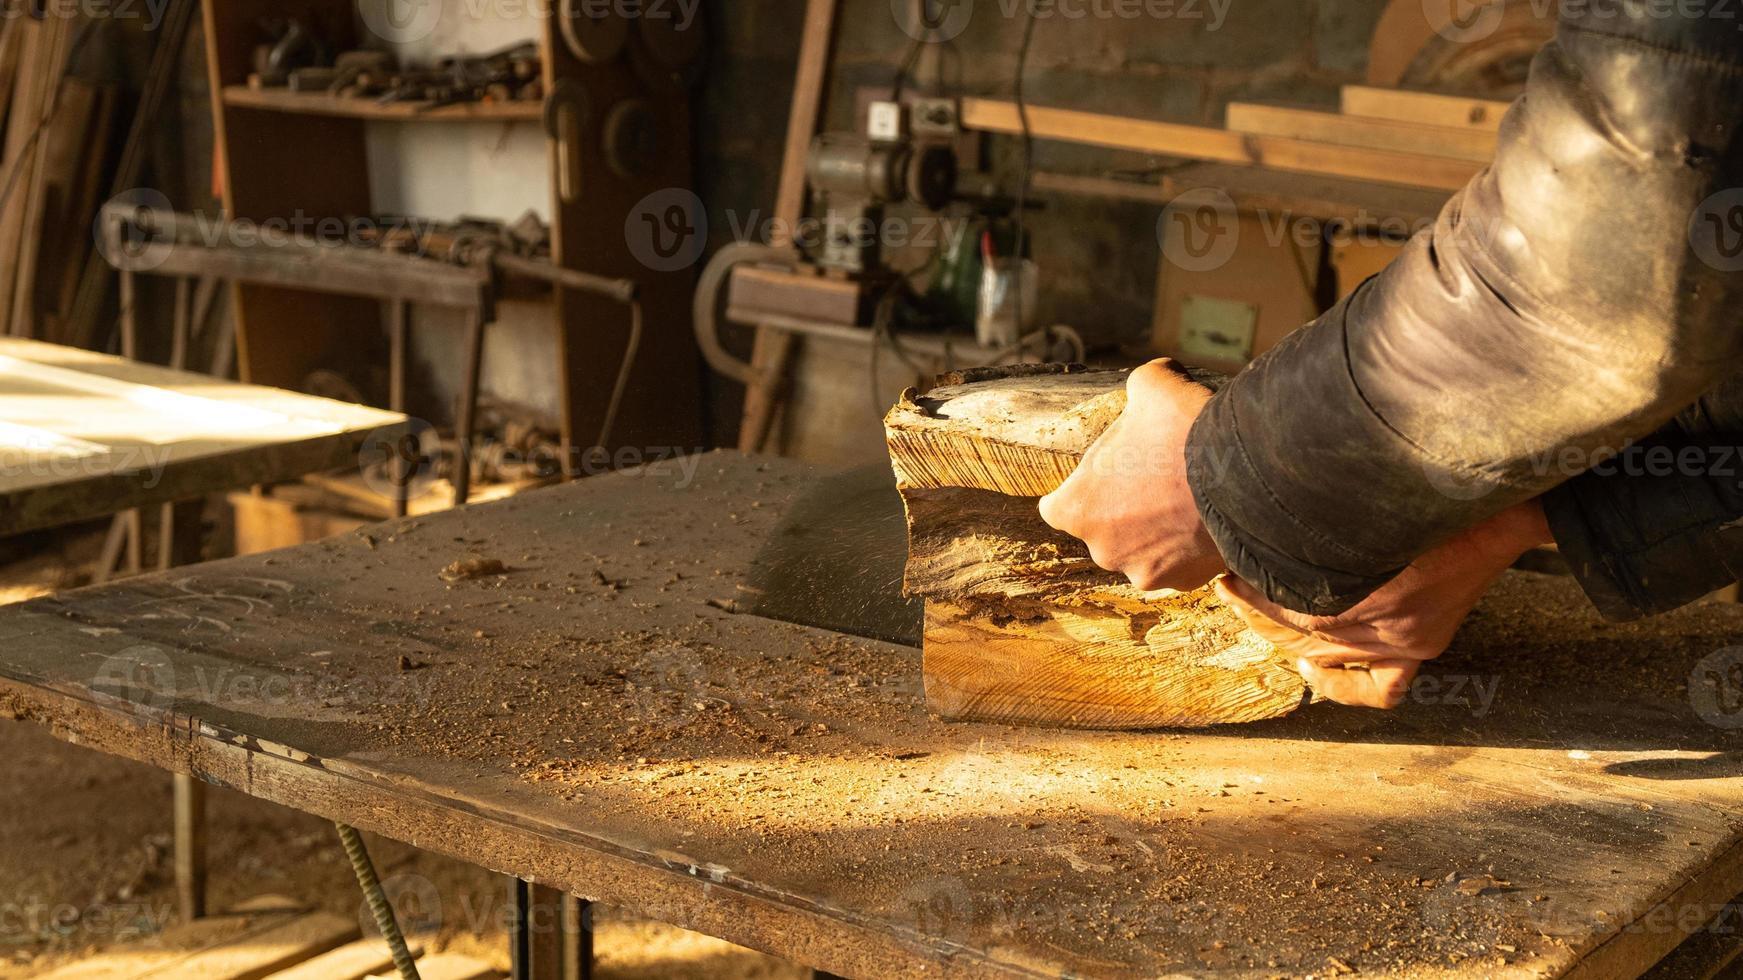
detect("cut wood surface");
top-left (8, 453), bottom-right (1743, 977)
top-left (0, 338), bottom-right (404, 534)
top-left (886, 365), bottom-right (1305, 729)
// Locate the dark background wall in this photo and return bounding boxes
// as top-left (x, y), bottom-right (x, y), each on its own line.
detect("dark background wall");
top-left (695, 0), bottom-right (1393, 349)
top-left (159, 0), bottom-right (1395, 444)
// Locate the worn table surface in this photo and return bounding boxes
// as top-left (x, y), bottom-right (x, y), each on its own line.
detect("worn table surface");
top-left (0, 338), bottom-right (404, 534)
top-left (2, 452), bottom-right (1743, 978)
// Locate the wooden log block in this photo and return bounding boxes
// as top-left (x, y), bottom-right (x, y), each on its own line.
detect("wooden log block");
top-left (885, 364), bottom-right (1307, 729)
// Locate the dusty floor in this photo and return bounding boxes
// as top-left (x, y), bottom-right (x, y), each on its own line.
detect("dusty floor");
top-left (0, 526), bottom-right (808, 979)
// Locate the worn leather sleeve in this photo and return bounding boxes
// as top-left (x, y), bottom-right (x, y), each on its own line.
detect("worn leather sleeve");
top-left (1186, 2), bottom-right (1743, 616)
top-left (1542, 374), bottom-right (1743, 620)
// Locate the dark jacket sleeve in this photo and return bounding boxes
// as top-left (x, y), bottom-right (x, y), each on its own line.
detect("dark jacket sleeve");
top-left (1186, 1), bottom-right (1743, 616)
top-left (1543, 374), bottom-right (1743, 620)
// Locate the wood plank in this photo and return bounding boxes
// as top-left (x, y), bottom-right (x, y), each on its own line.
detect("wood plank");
top-left (740, 0), bottom-right (840, 453)
top-left (375, 953), bottom-right (501, 980)
top-left (39, 896), bottom-right (306, 979)
top-left (146, 911), bottom-right (358, 979)
top-left (1227, 101), bottom-right (1496, 162)
top-left (5, 454), bottom-right (1743, 976)
top-left (1340, 84), bottom-right (1511, 132)
top-left (222, 86), bottom-right (540, 122)
top-left (1033, 163), bottom-right (1450, 229)
top-left (960, 97), bottom-right (1483, 191)
top-left (264, 938), bottom-right (422, 980)
top-left (0, 337), bottom-right (404, 534)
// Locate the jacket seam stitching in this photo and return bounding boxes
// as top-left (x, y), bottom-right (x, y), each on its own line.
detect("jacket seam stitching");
top-left (1562, 21), bottom-right (1743, 75)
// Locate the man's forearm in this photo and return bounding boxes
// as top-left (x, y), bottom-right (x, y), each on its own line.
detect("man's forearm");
top-left (1187, 2), bottom-right (1743, 615)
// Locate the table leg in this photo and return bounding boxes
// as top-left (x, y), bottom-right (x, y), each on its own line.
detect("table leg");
top-left (117, 268), bottom-right (143, 576)
top-left (510, 880), bottom-right (590, 979)
top-left (453, 309), bottom-right (486, 506)
top-left (174, 773), bottom-right (206, 921)
top-left (388, 300), bottom-right (411, 518)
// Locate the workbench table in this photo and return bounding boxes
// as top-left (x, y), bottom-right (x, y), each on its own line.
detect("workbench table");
top-left (3, 452), bottom-right (1742, 978)
top-left (0, 337), bottom-right (403, 536)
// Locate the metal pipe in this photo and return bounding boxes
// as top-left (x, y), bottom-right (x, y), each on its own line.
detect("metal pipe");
top-left (692, 242), bottom-right (803, 388)
top-left (491, 251), bottom-right (636, 304)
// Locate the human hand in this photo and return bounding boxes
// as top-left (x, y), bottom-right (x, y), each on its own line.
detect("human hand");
top-left (1039, 359), bottom-right (1226, 592)
top-left (1216, 500), bottom-right (1553, 709)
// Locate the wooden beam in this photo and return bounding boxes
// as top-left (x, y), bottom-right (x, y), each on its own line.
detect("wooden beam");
top-left (1339, 84), bottom-right (1511, 132)
top-left (739, 0), bottom-right (839, 453)
top-left (1032, 163), bottom-right (1450, 228)
top-left (884, 364), bottom-right (1307, 729)
top-left (1226, 101), bottom-right (1496, 162)
top-left (960, 97), bottom-right (1482, 191)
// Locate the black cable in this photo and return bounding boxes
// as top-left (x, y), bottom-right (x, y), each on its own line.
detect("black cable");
top-left (891, 0), bottom-right (949, 102)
